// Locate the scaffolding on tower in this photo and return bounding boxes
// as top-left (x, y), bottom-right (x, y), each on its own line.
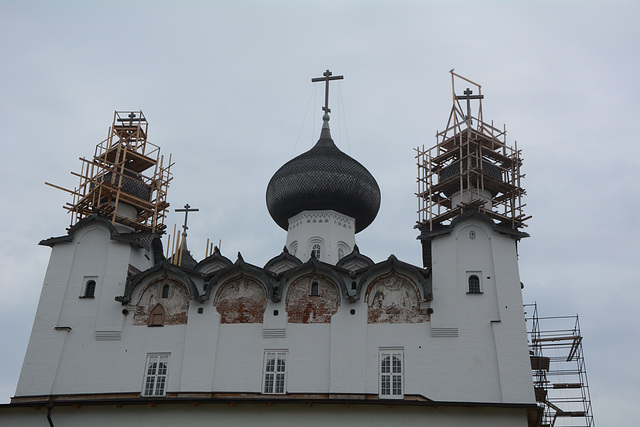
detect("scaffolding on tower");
top-left (416, 72), bottom-right (530, 231)
top-left (46, 111), bottom-right (173, 233)
top-left (526, 303), bottom-right (595, 427)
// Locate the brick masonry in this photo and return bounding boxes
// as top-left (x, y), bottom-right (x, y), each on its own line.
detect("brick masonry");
top-left (365, 271), bottom-right (428, 324)
top-left (285, 274), bottom-right (339, 323)
top-left (214, 277), bottom-right (267, 324)
top-left (133, 279), bottom-right (190, 326)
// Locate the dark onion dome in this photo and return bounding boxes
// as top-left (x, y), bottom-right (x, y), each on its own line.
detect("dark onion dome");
top-left (266, 115), bottom-right (380, 233)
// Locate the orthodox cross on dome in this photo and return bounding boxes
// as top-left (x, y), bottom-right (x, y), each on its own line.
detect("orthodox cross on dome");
top-left (455, 88), bottom-right (484, 124)
top-left (175, 204), bottom-right (199, 237)
top-left (311, 69), bottom-right (344, 114)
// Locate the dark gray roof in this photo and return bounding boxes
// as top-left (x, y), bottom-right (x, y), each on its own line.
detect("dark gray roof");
top-left (417, 208), bottom-right (529, 241)
top-left (335, 244), bottom-right (374, 270)
top-left (171, 238), bottom-right (199, 271)
top-left (266, 120), bottom-right (380, 233)
top-left (39, 213), bottom-right (159, 250)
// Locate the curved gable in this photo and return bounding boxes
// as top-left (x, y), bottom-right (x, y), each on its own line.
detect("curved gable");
top-left (117, 260), bottom-right (200, 305)
top-left (196, 247), bottom-right (233, 275)
top-left (264, 247), bottom-right (303, 275)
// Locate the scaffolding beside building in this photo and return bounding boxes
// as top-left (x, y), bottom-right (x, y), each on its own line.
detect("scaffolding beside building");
top-left (526, 303), bottom-right (595, 427)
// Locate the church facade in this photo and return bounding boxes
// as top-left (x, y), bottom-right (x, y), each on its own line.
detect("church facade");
top-left (2, 71), bottom-right (538, 426)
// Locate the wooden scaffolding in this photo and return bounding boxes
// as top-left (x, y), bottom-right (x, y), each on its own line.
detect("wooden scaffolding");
top-left (416, 72), bottom-right (530, 231)
top-left (47, 111), bottom-right (173, 233)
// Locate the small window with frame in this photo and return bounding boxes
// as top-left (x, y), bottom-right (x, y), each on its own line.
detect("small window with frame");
top-left (80, 278), bottom-right (97, 298)
top-left (467, 272), bottom-right (482, 294)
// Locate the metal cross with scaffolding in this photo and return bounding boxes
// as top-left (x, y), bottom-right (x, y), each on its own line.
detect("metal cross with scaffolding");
top-left (455, 88), bottom-right (484, 124)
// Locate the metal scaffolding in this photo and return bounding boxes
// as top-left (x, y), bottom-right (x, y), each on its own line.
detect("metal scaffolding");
top-left (526, 303), bottom-right (595, 427)
top-left (47, 111), bottom-right (173, 233)
top-left (416, 72), bottom-right (530, 231)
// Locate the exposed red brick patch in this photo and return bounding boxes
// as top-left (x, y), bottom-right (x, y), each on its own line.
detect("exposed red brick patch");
top-left (214, 277), bottom-right (267, 324)
top-left (365, 271), bottom-right (428, 324)
top-left (133, 279), bottom-right (189, 326)
top-left (285, 274), bottom-right (339, 323)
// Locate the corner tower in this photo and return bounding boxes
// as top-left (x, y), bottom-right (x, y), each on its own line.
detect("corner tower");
top-left (266, 70), bottom-right (381, 264)
top-left (415, 72), bottom-right (535, 405)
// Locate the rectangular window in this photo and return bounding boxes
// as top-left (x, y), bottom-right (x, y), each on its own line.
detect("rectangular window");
top-left (379, 349), bottom-right (403, 398)
top-left (142, 354), bottom-right (169, 396)
top-left (263, 351), bottom-right (287, 394)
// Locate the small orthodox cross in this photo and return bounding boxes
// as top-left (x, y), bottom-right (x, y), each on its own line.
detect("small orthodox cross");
top-left (128, 112), bottom-right (136, 126)
top-left (455, 88), bottom-right (484, 124)
top-left (311, 69), bottom-right (344, 114)
top-left (175, 204), bottom-right (199, 236)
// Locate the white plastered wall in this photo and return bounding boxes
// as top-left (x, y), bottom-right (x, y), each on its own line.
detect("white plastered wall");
top-left (285, 210), bottom-right (356, 265)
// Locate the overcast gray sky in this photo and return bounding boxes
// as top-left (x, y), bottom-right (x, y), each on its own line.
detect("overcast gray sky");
top-left (1, 1), bottom-right (639, 424)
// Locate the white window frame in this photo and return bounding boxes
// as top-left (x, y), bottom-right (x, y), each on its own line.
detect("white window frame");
top-left (142, 353), bottom-right (170, 396)
top-left (379, 349), bottom-right (403, 399)
top-left (263, 350), bottom-right (287, 394)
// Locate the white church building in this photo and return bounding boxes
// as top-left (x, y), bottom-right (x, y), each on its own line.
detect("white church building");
top-left (1, 71), bottom-right (540, 426)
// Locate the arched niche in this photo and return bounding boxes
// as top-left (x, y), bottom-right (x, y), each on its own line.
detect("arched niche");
top-left (285, 274), bottom-right (339, 324)
top-left (133, 279), bottom-right (189, 326)
top-left (214, 276), bottom-right (267, 324)
top-left (365, 271), bottom-right (428, 324)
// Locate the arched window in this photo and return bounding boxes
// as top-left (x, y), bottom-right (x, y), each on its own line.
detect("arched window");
top-left (161, 284), bottom-right (170, 299)
top-left (468, 275), bottom-right (481, 293)
top-left (310, 281), bottom-right (319, 296)
top-left (311, 244), bottom-right (321, 259)
top-left (84, 280), bottom-right (96, 298)
top-left (337, 242), bottom-right (350, 261)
